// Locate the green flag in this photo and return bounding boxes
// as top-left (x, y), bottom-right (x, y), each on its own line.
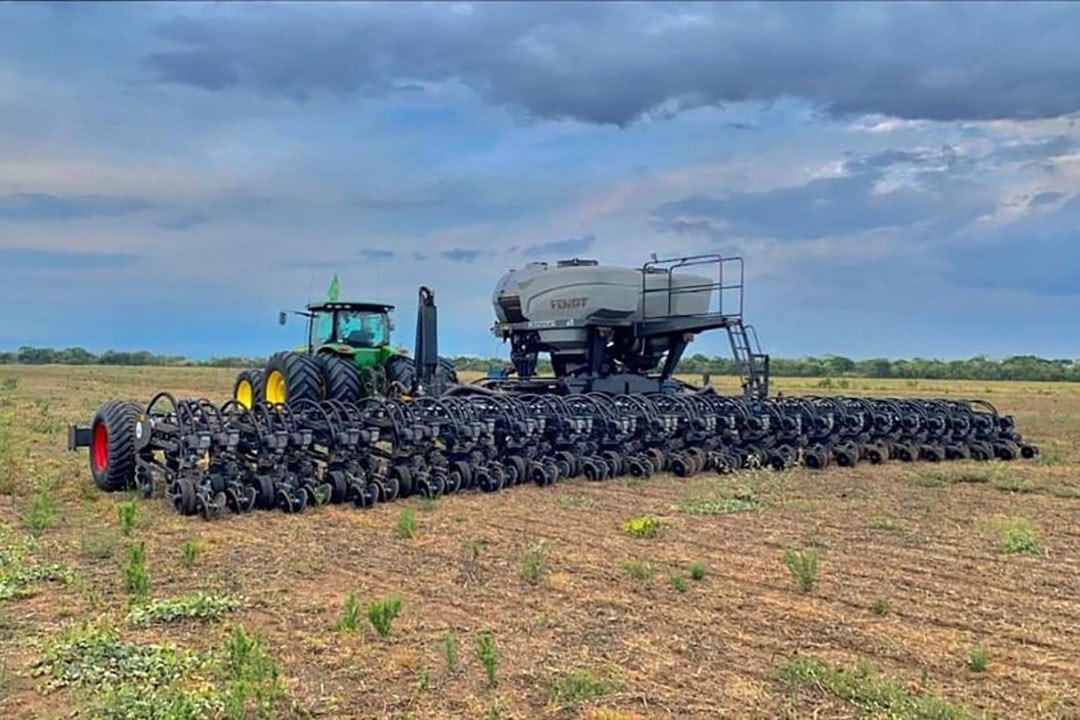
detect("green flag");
top-left (327, 274), bottom-right (341, 302)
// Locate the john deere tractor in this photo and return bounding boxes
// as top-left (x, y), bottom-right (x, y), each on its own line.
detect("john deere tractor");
top-left (233, 286), bottom-right (457, 408)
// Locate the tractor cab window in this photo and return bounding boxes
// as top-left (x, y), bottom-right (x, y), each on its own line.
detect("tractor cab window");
top-left (312, 313), bottom-right (335, 347)
top-left (337, 311), bottom-right (389, 348)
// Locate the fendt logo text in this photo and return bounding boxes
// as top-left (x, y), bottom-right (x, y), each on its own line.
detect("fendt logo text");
top-left (550, 297), bottom-right (588, 311)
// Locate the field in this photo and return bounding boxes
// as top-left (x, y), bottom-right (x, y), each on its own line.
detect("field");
top-left (1, 365), bottom-right (1078, 719)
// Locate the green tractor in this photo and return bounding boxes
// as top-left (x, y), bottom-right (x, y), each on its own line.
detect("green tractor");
top-left (232, 283), bottom-right (457, 408)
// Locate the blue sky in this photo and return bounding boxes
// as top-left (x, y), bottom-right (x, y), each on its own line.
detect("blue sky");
top-left (1, 2), bottom-right (1078, 360)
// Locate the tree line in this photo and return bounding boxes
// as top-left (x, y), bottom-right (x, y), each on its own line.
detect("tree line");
top-left (2, 346), bottom-right (1078, 382)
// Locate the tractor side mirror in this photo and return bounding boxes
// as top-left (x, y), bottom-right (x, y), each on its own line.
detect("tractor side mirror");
top-left (278, 311), bottom-right (287, 326)
top-left (388, 317), bottom-right (395, 331)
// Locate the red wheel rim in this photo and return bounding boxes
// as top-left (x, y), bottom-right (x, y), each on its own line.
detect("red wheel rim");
top-left (91, 421), bottom-right (108, 471)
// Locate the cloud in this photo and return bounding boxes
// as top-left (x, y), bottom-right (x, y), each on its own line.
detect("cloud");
top-left (945, 195), bottom-right (1080, 295)
top-left (523, 233), bottom-right (595, 258)
top-left (359, 248), bottom-right (395, 261)
top-left (441, 248), bottom-right (483, 263)
top-left (157, 212), bottom-right (211, 231)
top-left (993, 135), bottom-right (1077, 163)
top-left (0, 193), bottom-right (152, 222)
top-left (142, 4), bottom-right (1080, 125)
top-left (1029, 191), bottom-right (1064, 207)
top-left (0, 247), bottom-right (137, 270)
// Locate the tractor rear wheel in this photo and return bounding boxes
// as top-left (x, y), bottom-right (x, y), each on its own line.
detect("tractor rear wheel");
top-left (316, 353), bottom-right (361, 402)
top-left (233, 369), bottom-right (264, 409)
top-left (263, 351), bottom-right (322, 405)
top-left (89, 400), bottom-right (141, 491)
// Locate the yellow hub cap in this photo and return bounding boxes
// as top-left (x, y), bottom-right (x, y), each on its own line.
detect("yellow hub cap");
top-left (265, 369), bottom-right (287, 404)
top-left (236, 380), bottom-right (253, 409)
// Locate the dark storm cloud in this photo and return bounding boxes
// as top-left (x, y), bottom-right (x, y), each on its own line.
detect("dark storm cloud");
top-left (523, 234), bottom-right (595, 258)
top-left (440, 248), bottom-right (482, 263)
top-left (144, 4), bottom-right (1080, 125)
top-left (0, 193), bottom-right (152, 222)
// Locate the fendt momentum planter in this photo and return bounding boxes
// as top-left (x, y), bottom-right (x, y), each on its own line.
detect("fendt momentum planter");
top-left (68, 255), bottom-right (1039, 520)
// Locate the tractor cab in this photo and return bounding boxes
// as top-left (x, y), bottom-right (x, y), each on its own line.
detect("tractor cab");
top-left (305, 302), bottom-right (393, 350)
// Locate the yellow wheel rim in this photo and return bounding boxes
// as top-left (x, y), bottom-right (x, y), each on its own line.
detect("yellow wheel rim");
top-left (236, 379), bottom-right (253, 409)
top-left (265, 369), bottom-right (287, 404)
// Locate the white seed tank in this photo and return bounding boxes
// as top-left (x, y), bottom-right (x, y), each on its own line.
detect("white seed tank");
top-left (493, 259), bottom-right (714, 353)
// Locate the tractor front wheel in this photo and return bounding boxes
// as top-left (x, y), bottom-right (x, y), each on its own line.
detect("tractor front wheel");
top-left (263, 351), bottom-right (322, 405)
top-left (89, 400), bottom-right (142, 491)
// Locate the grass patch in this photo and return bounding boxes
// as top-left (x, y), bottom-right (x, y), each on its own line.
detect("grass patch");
top-left (521, 540), bottom-right (549, 585)
top-left (968, 645), bottom-right (988, 672)
top-left (669, 574), bottom-right (688, 593)
top-left (127, 592), bottom-right (240, 626)
top-left (870, 598), bottom-right (891, 616)
top-left (776, 656), bottom-right (973, 719)
top-left (621, 559), bottom-right (655, 581)
top-left (622, 515), bottom-right (666, 538)
top-left (26, 480), bottom-right (59, 537)
top-left (220, 624), bottom-right (285, 719)
top-left (870, 517), bottom-right (904, 532)
top-left (397, 507), bottom-right (418, 539)
top-left (475, 631), bottom-right (499, 687)
top-left (80, 529), bottom-right (119, 560)
top-left (558, 495), bottom-right (595, 509)
top-left (367, 594), bottom-right (403, 637)
top-left (546, 667), bottom-right (624, 706)
top-left (783, 548), bottom-right (819, 593)
top-left (678, 475), bottom-right (773, 516)
top-left (0, 416), bottom-right (15, 495)
top-left (689, 561), bottom-right (707, 581)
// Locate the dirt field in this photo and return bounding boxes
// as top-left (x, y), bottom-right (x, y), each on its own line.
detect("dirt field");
top-left (1, 365), bottom-right (1078, 719)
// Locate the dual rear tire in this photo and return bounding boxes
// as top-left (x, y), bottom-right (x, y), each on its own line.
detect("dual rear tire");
top-left (234, 351), bottom-right (363, 407)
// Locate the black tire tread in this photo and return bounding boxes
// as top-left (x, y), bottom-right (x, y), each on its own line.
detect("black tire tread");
top-left (264, 351), bottom-right (322, 405)
top-left (91, 400), bottom-right (141, 491)
top-left (316, 353), bottom-right (362, 402)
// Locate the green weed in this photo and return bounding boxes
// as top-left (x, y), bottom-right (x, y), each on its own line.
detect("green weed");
top-left (123, 542), bottom-right (150, 598)
top-left (870, 598), bottom-right (891, 616)
top-left (622, 515), bottom-right (666, 538)
top-left (546, 667), bottom-right (624, 706)
top-left (397, 507), bottom-right (418, 539)
top-left (442, 630), bottom-right (459, 672)
top-left (621, 559), bottom-right (655, 581)
top-left (127, 592), bottom-right (240, 626)
top-left (983, 516), bottom-right (1043, 555)
top-left (968, 645), bottom-right (988, 672)
top-left (336, 592), bottom-right (361, 633)
top-left (366, 594), bottom-right (403, 637)
top-left (180, 540), bottom-right (199, 567)
top-left (670, 574), bottom-right (688, 593)
top-left (26, 481), bottom-right (58, 537)
top-left (776, 656), bottom-right (972, 719)
top-left (475, 631), bottom-right (499, 687)
top-left (117, 500), bottom-right (138, 536)
top-left (220, 625), bottom-right (284, 719)
top-left (521, 540), bottom-right (548, 585)
top-left (0, 562), bottom-right (74, 601)
top-left (783, 548), bottom-right (819, 593)
top-left (870, 517), bottom-right (904, 532)
top-left (689, 561), bottom-right (706, 581)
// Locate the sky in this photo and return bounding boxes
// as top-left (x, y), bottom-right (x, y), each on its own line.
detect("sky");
top-left (1, 2), bottom-right (1079, 361)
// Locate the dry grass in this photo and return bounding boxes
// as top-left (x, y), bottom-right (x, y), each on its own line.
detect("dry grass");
top-left (0, 365), bottom-right (1079, 718)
